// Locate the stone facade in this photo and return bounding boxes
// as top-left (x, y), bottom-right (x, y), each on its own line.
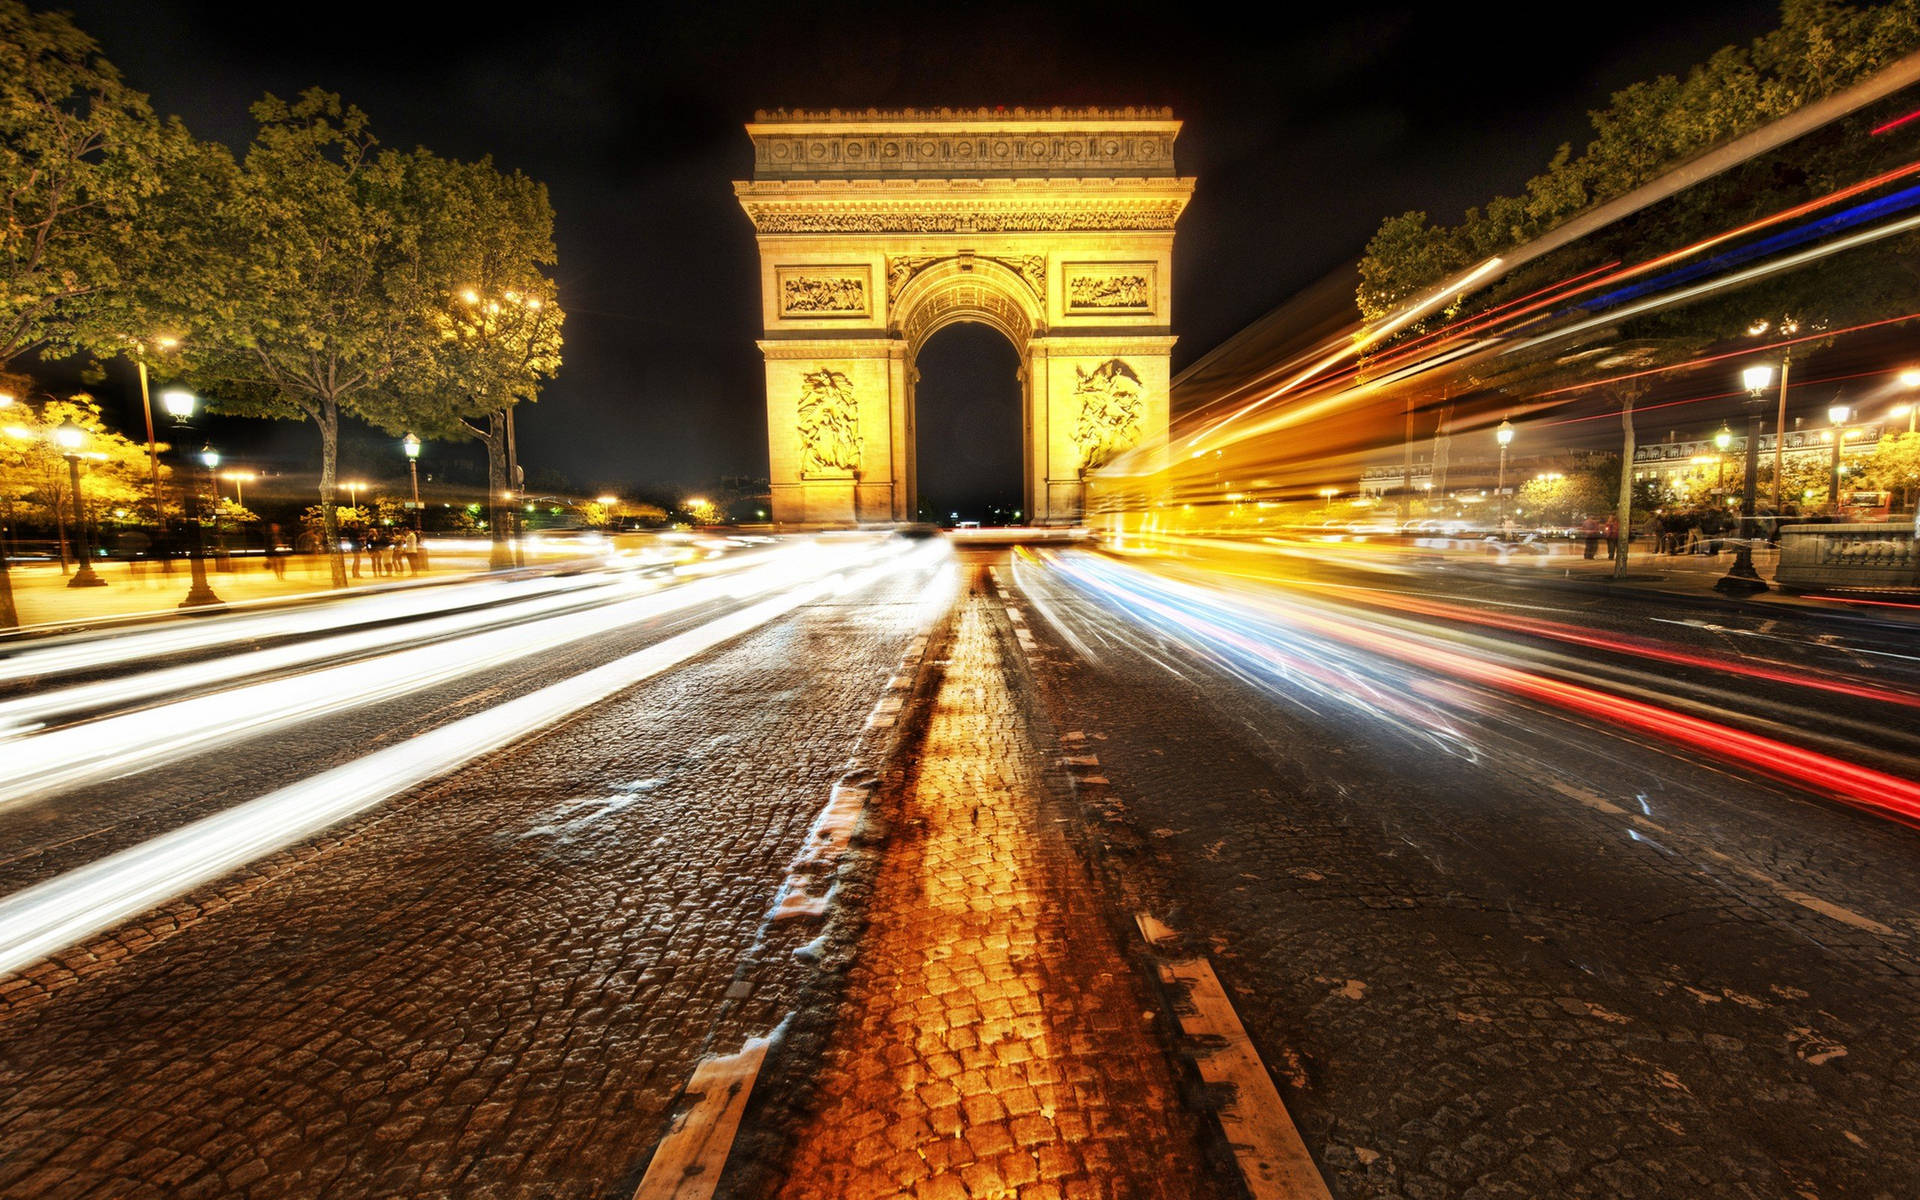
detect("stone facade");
top-left (738, 109), bottom-right (1193, 525)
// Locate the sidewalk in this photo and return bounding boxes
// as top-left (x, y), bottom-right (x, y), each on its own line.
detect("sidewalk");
top-left (1469, 542), bottom-right (1920, 628)
top-left (773, 570), bottom-right (1217, 1200)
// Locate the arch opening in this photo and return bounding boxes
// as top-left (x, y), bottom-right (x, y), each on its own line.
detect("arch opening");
top-left (912, 322), bottom-right (1025, 525)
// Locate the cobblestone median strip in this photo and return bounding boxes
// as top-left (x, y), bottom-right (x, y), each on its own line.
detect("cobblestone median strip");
top-left (633, 607), bottom-right (947, 1199)
top-left (763, 569), bottom-right (1216, 1200)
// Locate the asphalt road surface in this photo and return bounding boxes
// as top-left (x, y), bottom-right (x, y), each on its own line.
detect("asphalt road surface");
top-left (1, 537), bottom-right (1916, 1199)
top-left (1007, 546), bottom-right (1920, 1200)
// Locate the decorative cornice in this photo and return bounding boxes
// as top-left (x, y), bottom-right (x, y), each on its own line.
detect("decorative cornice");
top-left (740, 201), bottom-right (1189, 235)
top-left (1030, 335), bottom-right (1180, 356)
top-left (757, 337), bottom-right (903, 359)
top-left (751, 106), bottom-right (1175, 123)
top-left (746, 114), bottom-right (1183, 181)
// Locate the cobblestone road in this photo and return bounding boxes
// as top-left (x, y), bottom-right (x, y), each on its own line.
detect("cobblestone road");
top-left (771, 562), bottom-right (1219, 1200)
top-left (0, 564), bottom-right (942, 1199)
top-left (1009, 551), bottom-right (1920, 1200)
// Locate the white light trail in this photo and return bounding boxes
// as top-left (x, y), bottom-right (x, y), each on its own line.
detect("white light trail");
top-left (0, 576), bottom-right (638, 735)
top-left (0, 537), bottom-right (950, 977)
top-left (0, 541), bottom-right (894, 808)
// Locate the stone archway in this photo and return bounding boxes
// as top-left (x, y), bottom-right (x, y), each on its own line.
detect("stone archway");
top-left (737, 107), bottom-right (1192, 525)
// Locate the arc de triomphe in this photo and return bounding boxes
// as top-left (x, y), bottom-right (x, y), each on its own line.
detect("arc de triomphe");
top-left (735, 108), bottom-right (1193, 524)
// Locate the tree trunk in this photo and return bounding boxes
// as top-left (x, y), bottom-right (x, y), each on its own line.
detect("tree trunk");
top-left (485, 411), bottom-right (512, 570)
top-left (1613, 396), bottom-right (1636, 578)
top-left (317, 404), bottom-right (348, 588)
top-left (0, 546), bottom-right (16, 629)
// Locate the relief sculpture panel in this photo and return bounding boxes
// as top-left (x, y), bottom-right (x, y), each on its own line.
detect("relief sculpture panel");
top-left (797, 367), bottom-right (862, 474)
top-left (1072, 359), bottom-right (1145, 471)
top-left (1064, 263), bottom-right (1156, 313)
top-left (777, 266), bottom-right (871, 318)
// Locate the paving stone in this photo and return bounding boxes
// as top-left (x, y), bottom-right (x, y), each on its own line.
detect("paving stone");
top-left (0, 566), bottom-right (942, 1199)
top-left (772, 570), bottom-right (1220, 1199)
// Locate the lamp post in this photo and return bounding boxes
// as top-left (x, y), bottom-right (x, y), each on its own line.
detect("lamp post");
top-left (1827, 403), bottom-right (1850, 515)
top-left (53, 421), bottom-right (107, 588)
top-left (130, 336), bottom-right (178, 526)
top-left (1319, 487), bottom-right (1337, 516)
top-left (1716, 365), bottom-right (1774, 594)
top-left (220, 470), bottom-right (255, 508)
top-left (1713, 424), bottom-right (1733, 493)
top-left (0, 394), bottom-right (17, 627)
top-left (1495, 419), bottom-right (1514, 530)
top-left (402, 434), bottom-right (423, 533)
top-left (160, 388), bottom-right (223, 608)
top-left (344, 480), bottom-right (363, 514)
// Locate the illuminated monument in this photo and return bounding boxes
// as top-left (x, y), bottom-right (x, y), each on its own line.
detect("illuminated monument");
top-left (736, 108), bottom-right (1193, 524)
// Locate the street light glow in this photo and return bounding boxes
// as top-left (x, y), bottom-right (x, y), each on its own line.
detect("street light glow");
top-left (52, 421), bottom-right (84, 453)
top-left (1495, 420), bottom-right (1514, 446)
top-left (159, 389), bottom-right (196, 419)
top-left (1742, 364), bottom-right (1775, 394)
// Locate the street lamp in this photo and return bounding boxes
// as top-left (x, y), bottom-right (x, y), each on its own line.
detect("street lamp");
top-left (402, 434), bottom-right (423, 533)
top-left (1319, 486), bottom-right (1338, 515)
top-left (159, 389), bottom-right (222, 608)
top-left (1494, 420), bottom-right (1514, 530)
top-left (344, 480), bottom-right (364, 513)
top-left (1713, 423), bottom-right (1733, 492)
top-left (53, 421), bottom-right (106, 588)
top-left (219, 470), bottom-right (256, 508)
top-left (1715, 365), bottom-right (1774, 594)
top-left (1827, 403), bottom-right (1851, 515)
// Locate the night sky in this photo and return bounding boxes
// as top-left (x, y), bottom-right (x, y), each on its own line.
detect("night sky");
top-left (55, 0), bottom-right (1783, 509)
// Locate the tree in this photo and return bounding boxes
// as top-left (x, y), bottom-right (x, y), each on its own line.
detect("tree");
top-left (1862, 430), bottom-right (1920, 508)
top-left (360, 153), bottom-right (564, 569)
top-left (162, 91), bottom-right (441, 587)
top-left (0, 2), bottom-right (181, 371)
top-left (1356, 2), bottom-right (1920, 579)
top-left (0, 390), bottom-right (157, 577)
top-left (1358, 1), bottom-right (1920, 326)
top-left (1516, 466), bottom-right (1616, 525)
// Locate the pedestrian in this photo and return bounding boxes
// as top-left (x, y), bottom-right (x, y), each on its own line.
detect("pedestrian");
top-left (1603, 514), bottom-right (1618, 559)
top-left (266, 522), bottom-right (288, 579)
top-left (367, 526), bottom-right (389, 578)
top-left (1580, 514), bottom-right (1601, 559)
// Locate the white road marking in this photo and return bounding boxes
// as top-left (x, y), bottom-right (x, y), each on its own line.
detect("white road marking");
top-left (631, 1034), bottom-right (772, 1200)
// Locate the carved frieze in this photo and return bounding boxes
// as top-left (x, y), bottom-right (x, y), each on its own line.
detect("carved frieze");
top-left (1072, 359), bottom-right (1145, 471)
top-left (1064, 263), bottom-right (1155, 313)
top-left (798, 367), bottom-right (862, 475)
top-left (745, 205), bottom-right (1186, 234)
top-left (777, 266), bottom-right (871, 318)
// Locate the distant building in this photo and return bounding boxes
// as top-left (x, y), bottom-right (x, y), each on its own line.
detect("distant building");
top-left (1631, 423), bottom-right (1884, 495)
